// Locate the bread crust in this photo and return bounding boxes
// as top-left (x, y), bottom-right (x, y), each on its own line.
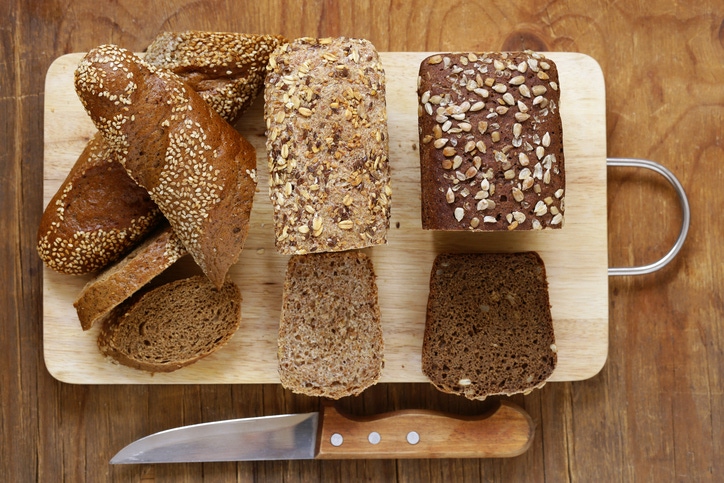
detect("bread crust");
top-left (418, 51), bottom-right (565, 231)
top-left (75, 45), bottom-right (257, 287)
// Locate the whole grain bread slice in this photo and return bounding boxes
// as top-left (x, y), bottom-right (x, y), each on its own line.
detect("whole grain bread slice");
top-left (98, 275), bottom-right (241, 373)
top-left (73, 223), bottom-right (187, 330)
top-left (278, 251), bottom-right (384, 399)
top-left (422, 252), bottom-right (557, 400)
top-left (75, 45), bottom-right (257, 288)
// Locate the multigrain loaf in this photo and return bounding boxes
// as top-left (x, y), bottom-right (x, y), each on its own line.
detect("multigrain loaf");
top-left (264, 37), bottom-right (391, 255)
top-left (73, 223), bottom-right (187, 330)
top-left (39, 32), bottom-right (282, 275)
top-left (37, 132), bottom-right (162, 274)
top-left (418, 51), bottom-right (565, 231)
top-left (278, 251), bottom-right (384, 399)
top-left (75, 45), bottom-right (257, 288)
top-left (98, 275), bottom-right (241, 373)
top-left (422, 252), bottom-right (557, 400)
top-left (145, 30), bottom-right (287, 124)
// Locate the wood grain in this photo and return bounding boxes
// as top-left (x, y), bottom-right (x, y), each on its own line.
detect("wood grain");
top-left (3, 0), bottom-right (723, 481)
top-left (42, 51), bottom-right (608, 385)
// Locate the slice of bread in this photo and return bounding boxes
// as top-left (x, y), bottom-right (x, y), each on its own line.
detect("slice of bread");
top-left (278, 251), bottom-right (384, 399)
top-left (73, 223), bottom-right (187, 330)
top-left (422, 252), bottom-right (557, 400)
top-left (98, 275), bottom-right (241, 373)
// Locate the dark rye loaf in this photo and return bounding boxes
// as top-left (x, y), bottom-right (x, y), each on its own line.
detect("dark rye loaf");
top-left (278, 251), bottom-right (384, 399)
top-left (422, 252), bottom-right (557, 400)
top-left (39, 32), bottom-right (283, 275)
top-left (418, 51), bottom-right (565, 231)
top-left (264, 37), bottom-right (391, 255)
top-left (98, 275), bottom-right (241, 373)
top-left (74, 45), bottom-right (257, 288)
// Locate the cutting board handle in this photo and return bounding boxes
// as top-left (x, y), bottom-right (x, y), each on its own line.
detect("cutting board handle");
top-left (607, 157), bottom-right (690, 276)
top-left (316, 399), bottom-right (534, 459)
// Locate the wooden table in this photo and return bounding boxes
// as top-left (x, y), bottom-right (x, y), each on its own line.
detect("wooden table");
top-left (2, 1), bottom-right (721, 480)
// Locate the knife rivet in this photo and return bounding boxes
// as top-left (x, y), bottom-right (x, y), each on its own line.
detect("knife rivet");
top-left (406, 431), bottom-right (420, 445)
top-left (368, 431), bottom-right (381, 445)
top-left (330, 433), bottom-right (344, 447)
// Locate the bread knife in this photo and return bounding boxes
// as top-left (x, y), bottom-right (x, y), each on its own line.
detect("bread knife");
top-left (110, 399), bottom-right (533, 463)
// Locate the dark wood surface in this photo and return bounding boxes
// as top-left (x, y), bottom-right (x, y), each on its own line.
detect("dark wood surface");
top-left (3, 1), bottom-right (721, 481)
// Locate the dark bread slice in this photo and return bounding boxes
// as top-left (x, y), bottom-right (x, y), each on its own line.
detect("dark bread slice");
top-left (37, 132), bottom-right (163, 274)
top-left (75, 45), bottom-right (257, 288)
top-left (422, 252), bottom-right (557, 400)
top-left (98, 275), bottom-right (241, 373)
top-left (73, 223), bottom-right (187, 330)
top-left (418, 51), bottom-right (565, 231)
top-left (278, 251), bottom-right (384, 399)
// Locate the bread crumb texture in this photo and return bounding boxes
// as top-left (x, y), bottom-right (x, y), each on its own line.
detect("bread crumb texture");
top-left (422, 252), bottom-right (557, 400)
top-left (278, 251), bottom-right (384, 399)
top-left (98, 276), bottom-right (241, 373)
top-left (264, 37), bottom-right (391, 255)
top-left (418, 51), bottom-right (565, 231)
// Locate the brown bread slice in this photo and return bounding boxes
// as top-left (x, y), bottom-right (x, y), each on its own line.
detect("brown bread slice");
top-left (278, 251), bottom-right (384, 399)
top-left (73, 223), bottom-right (187, 330)
top-left (39, 32), bottom-right (282, 275)
top-left (75, 45), bottom-right (257, 288)
top-left (98, 275), bottom-right (241, 373)
top-left (264, 37), bottom-right (391, 255)
top-left (422, 252), bottom-right (557, 400)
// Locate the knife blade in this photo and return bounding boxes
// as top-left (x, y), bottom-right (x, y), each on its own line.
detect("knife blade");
top-left (111, 399), bottom-right (533, 463)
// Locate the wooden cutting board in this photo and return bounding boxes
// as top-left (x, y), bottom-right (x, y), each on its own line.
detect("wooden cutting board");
top-left (43, 52), bottom-right (608, 385)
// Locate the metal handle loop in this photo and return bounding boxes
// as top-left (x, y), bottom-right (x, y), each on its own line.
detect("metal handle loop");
top-left (607, 157), bottom-right (690, 276)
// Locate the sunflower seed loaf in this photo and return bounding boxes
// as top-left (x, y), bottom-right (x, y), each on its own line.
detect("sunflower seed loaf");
top-left (75, 45), bottom-right (257, 288)
top-left (264, 37), bottom-right (391, 255)
top-left (422, 252), bottom-right (557, 400)
top-left (418, 51), bottom-right (565, 231)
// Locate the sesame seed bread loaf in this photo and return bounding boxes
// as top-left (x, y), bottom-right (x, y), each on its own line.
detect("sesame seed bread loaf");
top-left (145, 31), bottom-right (287, 124)
top-left (418, 51), bottom-right (565, 231)
top-left (422, 252), bottom-right (557, 400)
top-left (264, 37), bottom-right (391, 255)
top-left (98, 275), bottom-right (241, 373)
top-left (278, 251), bottom-right (384, 399)
top-left (73, 223), bottom-right (187, 330)
top-left (75, 45), bottom-right (257, 288)
top-left (39, 32), bottom-right (283, 275)
top-left (37, 132), bottom-right (162, 274)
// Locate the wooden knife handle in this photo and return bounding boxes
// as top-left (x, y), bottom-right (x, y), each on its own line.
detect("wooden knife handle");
top-left (316, 399), bottom-right (534, 459)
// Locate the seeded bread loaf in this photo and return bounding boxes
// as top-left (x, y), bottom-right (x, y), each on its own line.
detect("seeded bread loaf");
top-left (98, 275), bottom-right (241, 373)
top-left (145, 30), bottom-right (287, 124)
top-left (75, 45), bottom-right (257, 288)
top-left (278, 251), bottom-right (384, 399)
top-left (422, 252), bottom-right (557, 400)
top-left (418, 51), bottom-right (565, 231)
top-left (37, 132), bottom-right (162, 274)
top-left (264, 37), bottom-right (391, 255)
top-left (39, 32), bottom-right (282, 275)
top-left (73, 223), bottom-right (187, 330)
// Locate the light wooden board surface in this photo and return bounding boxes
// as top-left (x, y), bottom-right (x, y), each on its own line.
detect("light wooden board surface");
top-left (43, 52), bottom-right (608, 385)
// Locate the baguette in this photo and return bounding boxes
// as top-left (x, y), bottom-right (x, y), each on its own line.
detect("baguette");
top-left (75, 45), bottom-right (257, 287)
